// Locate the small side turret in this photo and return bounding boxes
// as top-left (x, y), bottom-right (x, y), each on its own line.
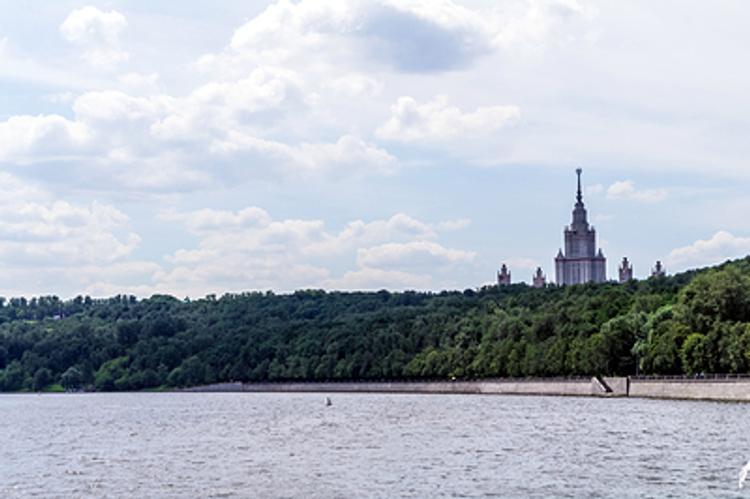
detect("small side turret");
top-left (497, 264), bottom-right (511, 286)
top-left (619, 257), bottom-right (633, 283)
top-left (651, 260), bottom-right (666, 277)
top-left (532, 267), bottom-right (546, 288)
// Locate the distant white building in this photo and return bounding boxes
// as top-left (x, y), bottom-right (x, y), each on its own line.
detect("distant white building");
top-left (555, 169), bottom-right (607, 285)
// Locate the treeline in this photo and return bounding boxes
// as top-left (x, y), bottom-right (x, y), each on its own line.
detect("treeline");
top-left (1, 258), bottom-right (750, 391)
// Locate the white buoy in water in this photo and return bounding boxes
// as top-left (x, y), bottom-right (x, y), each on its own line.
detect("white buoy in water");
top-left (739, 460), bottom-right (750, 489)
top-left (325, 396), bottom-right (332, 406)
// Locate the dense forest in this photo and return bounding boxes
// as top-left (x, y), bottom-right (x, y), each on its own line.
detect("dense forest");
top-left (2, 257), bottom-right (750, 392)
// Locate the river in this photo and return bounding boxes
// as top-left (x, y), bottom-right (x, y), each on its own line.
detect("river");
top-left (1, 392), bottom-right (748, 498)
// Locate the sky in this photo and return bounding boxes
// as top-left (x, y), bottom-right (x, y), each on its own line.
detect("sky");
top-left (1, 0), bottom-right (750, 298)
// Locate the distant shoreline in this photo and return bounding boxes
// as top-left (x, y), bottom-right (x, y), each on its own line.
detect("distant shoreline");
top-left (181, 376), bottom-right (750, 403)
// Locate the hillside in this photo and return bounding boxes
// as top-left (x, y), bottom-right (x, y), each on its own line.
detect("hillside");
top-left (2, 258), bottom-right (750, 391)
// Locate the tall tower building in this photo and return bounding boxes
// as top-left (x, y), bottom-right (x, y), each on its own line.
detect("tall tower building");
top-left (497, 264), bottom-right (511, 286)
top-left (619, 257), bottom-right (633, 283)
top-left (555, 169), bottom-right (607, 285)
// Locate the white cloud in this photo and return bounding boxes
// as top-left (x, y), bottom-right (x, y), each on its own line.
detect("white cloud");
top-left (154, 207), bottom-right (474, 295)
top-left (0, 173), bottom-right (144, 298)
top-left (60, 6), bottom-right (129, 68)
top-left (0, 199), bottom-right (138, 266)
top-left (377, 95), bottom-right (520, 142)
top-left (59, 7), bottom-right (127, 47)
top-left (0, 83), bottom-right (393, 187)
top-left (356, 241), bottom-right (475, 270)
top-left (217, 0), bottom-right (587, 74)
top-left (0, 114), bottom-right (89, 162)
top-left (161, 207), bottom-right (271, 233)
top-left (0, 173), bottom-right (176, 298)
top-left (606, 180), bottom-right (667, 203)
top-left (224, 0), bottom-right (494, 73)
top-left (0, 0), bottom-right (597, 191)
top-left (0, 199), bottom-right (466, 296)
top-left (666, 231), bottom-right (750, 269)
top-left (490, 0), bottom-right (596, 49)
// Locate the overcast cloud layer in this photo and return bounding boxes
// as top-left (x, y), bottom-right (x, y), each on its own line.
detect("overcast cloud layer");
top-left (0, 0), bottom-right (748, 297)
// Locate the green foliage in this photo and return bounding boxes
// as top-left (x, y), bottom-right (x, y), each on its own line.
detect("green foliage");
top-left (680, 333), bottom-right (708, 375)
top-left (60, 366), bottom-right (84, 391)
top-left (33, 367), bottom-right (52, 391)
top-left (94, 356), bottom-right (129, 391)
top-left (0, 258), bottom-right (748, 391)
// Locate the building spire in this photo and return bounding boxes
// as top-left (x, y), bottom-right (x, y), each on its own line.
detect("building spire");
top-left (576, 168), bottom-right (583, 204)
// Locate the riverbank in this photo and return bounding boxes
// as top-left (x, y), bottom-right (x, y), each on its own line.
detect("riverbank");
top-left (183, 375), bottom-right (750, 402)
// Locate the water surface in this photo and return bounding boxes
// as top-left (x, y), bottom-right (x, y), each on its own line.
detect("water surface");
top-left (1, 393), bottom-right (748, 498)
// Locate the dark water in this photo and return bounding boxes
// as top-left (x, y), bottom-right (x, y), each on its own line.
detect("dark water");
top-left (1, 393), bottom-right (749, 498)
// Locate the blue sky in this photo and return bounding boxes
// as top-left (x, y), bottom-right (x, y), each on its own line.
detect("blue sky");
top-left (0, 0), bottom-right (749, 297)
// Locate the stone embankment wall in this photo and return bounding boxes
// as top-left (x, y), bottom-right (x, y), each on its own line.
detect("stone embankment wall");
top-left (186, 376), bottom-right (750, 401)
top-left (187, 377), bottom-right (626, 397)
top-left (629, 378), bottom-right (750, 402)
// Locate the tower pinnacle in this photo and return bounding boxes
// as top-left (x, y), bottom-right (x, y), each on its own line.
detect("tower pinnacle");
top-left (576, 168), bottom-right (583, 204)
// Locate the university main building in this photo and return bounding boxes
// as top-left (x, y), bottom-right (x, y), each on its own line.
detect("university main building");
top-left (555, 168), bottom-right (606, 285)
top-left (497, 169), bottom-right (665, 287)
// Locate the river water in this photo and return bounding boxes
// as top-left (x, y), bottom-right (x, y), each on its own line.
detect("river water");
top-left (1, 392), bottom-right (749, 498)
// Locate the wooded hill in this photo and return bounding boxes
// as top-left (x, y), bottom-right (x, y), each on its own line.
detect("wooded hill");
top-left (2, 257), bottom-right (750, 391)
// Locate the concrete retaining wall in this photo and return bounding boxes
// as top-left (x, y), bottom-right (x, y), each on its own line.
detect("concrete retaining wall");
top-left (186, 377), bottom-right (750, 402)
top-left (603, 376), bottom-right (629, 396)
top-left (188, 378), bottom-right (608, 397)
top-left (629, 379), bottom-right (750, 402)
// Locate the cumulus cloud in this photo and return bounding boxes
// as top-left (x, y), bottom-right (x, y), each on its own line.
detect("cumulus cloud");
top-left (0, 173), bottom-right (147, 296)
top-left (155, 207), bottom-right (474, 294)
top-left (0, 198), bottom-right (139, 267)
top-left (0, 200), bottom-right (472, 296)
top-left (0, 0), bottom-right (595, 191)
top-left (357, 241), bottom-right (475, 270)
top-left (377, 95), bottom-right (520, 142)
top-left (0, 82), bottom-right (393, 188)
top-left (216, 0), bottom-right (588, 74)
top-left (0, 114), bottom-right (89, 162)
top-left (224, 0), bottom-right (494, 73)
top-left (59, 6), bottom-right (129, 67)
top-left (666, 231), bottom-right (750, 269)
top-left (606, 180), bottom-right (667, 203)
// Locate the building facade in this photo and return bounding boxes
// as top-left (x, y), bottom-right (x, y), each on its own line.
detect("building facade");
top-left (555, 169), bottom-right (606, 285)
top-left (497, 264), bottom-right (511, 286)
top-left (651, 260), bottom-right (666, 277)
top-left (619, 257), bottom-right (633, 283)
top-left (532, 267), bottom-right (546, 288)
